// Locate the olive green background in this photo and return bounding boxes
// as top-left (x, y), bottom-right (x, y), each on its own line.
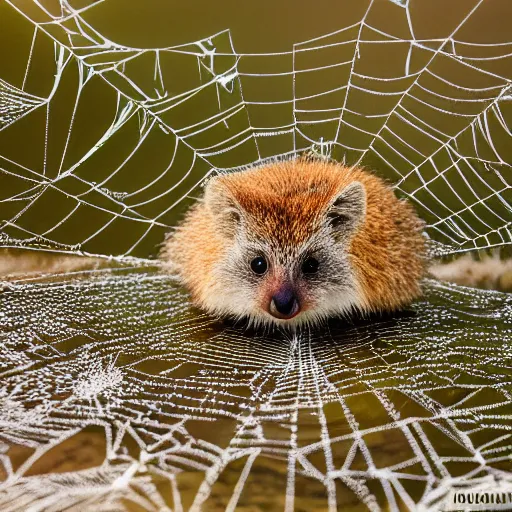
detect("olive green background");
top-left (1, 0), bottom-right (511, 259)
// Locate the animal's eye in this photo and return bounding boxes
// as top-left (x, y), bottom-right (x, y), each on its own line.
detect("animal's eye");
top-left (302, 257), bottom-right (319, 274)
top-left (250, 256), bottom-right (268, 275)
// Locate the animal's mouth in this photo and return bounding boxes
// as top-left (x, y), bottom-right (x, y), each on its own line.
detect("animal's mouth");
top-left (269, 296), bottom-right (300, 320)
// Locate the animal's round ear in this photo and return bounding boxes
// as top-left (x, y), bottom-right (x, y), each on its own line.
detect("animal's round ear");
top-left (326, 181), bottom-right (366, 239)
top-left (203, 176), bottom-right (243, 235)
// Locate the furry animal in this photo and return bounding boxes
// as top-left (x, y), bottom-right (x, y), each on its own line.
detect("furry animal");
top-left (161, 158), bottom-right (426, 329)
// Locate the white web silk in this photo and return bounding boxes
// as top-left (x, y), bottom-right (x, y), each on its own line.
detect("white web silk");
top-left (0, 0), bottom-right (510, 259)
top-left (0, 1), bottom-right (512, 511)
top-left (1, 274), bottom-right (512, 511)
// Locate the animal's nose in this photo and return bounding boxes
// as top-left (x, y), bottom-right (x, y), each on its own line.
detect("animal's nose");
top-left (269, 287), bottom-right (300, 319)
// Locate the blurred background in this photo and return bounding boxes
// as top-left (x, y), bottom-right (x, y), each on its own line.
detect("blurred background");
top-left (1, 0), bottom-right (511, 261)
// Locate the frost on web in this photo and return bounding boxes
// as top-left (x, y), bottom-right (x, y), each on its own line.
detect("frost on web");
top-left (0, 0), bottom-right (512, 511)
top-left (1, 273), bottom-right (512, 511)
top-left (0, 0), bottom-right (511, 259)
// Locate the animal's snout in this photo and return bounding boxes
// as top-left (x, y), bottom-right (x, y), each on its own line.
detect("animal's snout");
top-left (269, 286), bottom-right (300, 319)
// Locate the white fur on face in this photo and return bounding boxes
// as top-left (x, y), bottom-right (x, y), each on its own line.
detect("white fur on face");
top-left (197, 228), bottom-right (367, 331)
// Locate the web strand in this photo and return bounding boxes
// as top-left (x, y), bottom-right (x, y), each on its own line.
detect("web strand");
top-left (1, 0), bottom-right (511, 258)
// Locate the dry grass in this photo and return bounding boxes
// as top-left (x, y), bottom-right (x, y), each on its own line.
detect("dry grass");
top-left (1, 249), bottom-right (511, 292)
top-left (0, 249), bottom-right (107, 281)
top-left (430, 253), bottom-right (512, 293)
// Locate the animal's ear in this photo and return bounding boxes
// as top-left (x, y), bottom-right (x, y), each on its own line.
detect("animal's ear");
top-left (203, 176), bottom-right (244, 236)
top-left (326, 181), bottom-right (366, 239)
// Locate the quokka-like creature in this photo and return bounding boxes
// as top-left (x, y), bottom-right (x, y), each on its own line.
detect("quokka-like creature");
top-left (161, 158), bottom-right (426, 329)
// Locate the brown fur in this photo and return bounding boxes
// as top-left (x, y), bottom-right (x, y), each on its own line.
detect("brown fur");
top-left (161, 158), bottom-right (426, 321)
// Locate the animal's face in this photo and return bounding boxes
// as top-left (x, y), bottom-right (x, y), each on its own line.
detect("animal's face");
top-left (203, 175), bottom-right (367, 330)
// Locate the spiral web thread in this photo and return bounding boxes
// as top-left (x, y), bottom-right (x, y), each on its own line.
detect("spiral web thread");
top-left (0, 0), bottom-right (511, 259)
top-left (1, 1), bottom-right (512, 511)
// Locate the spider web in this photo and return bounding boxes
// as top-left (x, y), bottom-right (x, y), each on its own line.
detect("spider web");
top-left (0, 0), bottom-right (511, 258)
top-left (1, 0), bottom-right (512, 511)
top-left (1, 272), bottom-right (512, 511)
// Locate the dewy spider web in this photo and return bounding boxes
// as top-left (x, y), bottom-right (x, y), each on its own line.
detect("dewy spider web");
top-left (0, 0), bottom-right (511, 259)
top-left (0, 1), bottom-right (512, 511)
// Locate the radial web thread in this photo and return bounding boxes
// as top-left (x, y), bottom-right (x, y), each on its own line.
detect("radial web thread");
top-left (1, 1), bottom-right (512, 511)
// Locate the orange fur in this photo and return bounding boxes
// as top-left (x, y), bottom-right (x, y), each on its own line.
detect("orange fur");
top-left (346, 167), bottom-right (426, 311)
top-left (161, 158), bottom-right (426, 322)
